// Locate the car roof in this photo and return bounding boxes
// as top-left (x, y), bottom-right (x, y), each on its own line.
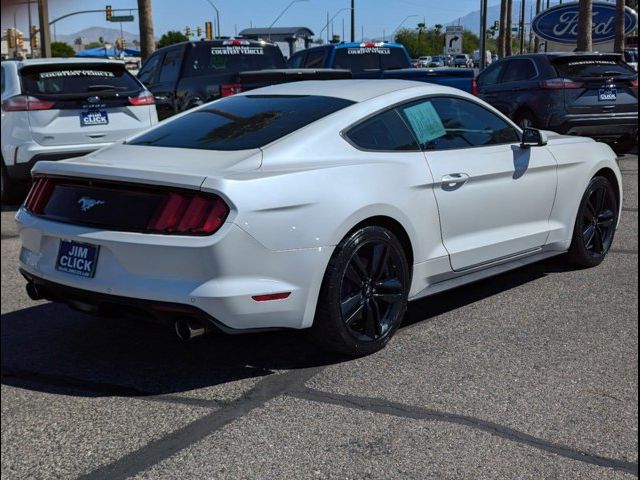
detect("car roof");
top-left (239, 79), bottom-right (453, 102)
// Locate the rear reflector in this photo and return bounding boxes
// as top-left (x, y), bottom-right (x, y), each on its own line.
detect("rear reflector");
top-left (540, 78), bottom-right (584, 89)
top-left (220, 83), bottom-right (242, 97)
top-left (128, 90), bottom-right (155, 106)
top-left (2, 95), bottom-right (55, 111)
top-left (252, 292), bottom-right (291, 302)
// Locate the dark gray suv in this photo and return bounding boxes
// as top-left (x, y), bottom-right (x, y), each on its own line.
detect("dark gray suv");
top-left (476, 52), bottom-right (638, 153)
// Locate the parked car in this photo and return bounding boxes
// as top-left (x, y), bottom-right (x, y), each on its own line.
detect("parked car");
top-left (429, 56), bottom-right (446, 68)
top-left (137, 38), bottom-right (287, 119)
top-left (17, 80), bottom-right (622, 356)
top-left (454, 54), bottom-right (472, 67)
top-left (476, 52), bottom-right (638, 153)
top-left (284, 42), bottom-right (477, 92)
top-left (472, 50), bottom-right (492, 68)
top-left (1, 58), bottom-right (157, 204)
top-left (624, 48), bottom-right (638, 71)
top-left (417, 56), bottom-right (432, 68)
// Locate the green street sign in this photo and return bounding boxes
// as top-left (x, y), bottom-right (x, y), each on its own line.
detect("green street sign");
top-left (110, 15), bottom-right (134, 22)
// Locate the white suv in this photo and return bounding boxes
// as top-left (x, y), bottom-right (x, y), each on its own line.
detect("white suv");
top-left (1, 58), bottom-right (158, 203)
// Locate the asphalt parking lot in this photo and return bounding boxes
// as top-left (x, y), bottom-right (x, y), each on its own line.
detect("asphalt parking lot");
top-left (1, 154), bottom-right (637, 480)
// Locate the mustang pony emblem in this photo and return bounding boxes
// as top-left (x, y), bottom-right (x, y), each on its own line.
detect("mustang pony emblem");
top-left (78, 196), bottom-right (105, 212)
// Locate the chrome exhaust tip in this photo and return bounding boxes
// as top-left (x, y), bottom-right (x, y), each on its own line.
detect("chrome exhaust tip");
top-left (174, 319), bottom-right (206, 341)
top-left (26, 282), bottom-right (44, 301)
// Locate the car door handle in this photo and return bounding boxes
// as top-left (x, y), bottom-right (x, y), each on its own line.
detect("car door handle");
top-left (442, 173), bottom-right (470, 188)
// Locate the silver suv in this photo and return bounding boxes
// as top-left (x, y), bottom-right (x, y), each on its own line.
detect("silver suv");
top-left (1, 58), bottom-right (158, 203)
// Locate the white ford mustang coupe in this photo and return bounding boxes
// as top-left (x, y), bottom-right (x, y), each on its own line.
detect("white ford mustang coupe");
top-left (16, 80), bottom-right (622, 355)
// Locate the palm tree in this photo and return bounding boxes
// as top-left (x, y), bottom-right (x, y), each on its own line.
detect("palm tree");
top-left (498, 0), bottom-right (507, 57)
top-left (534, 0), bottom-right (542, 52)
top-left (577, 0), bottom-right (593, 52)
top-left (614, 0), bottom-right (625, 53)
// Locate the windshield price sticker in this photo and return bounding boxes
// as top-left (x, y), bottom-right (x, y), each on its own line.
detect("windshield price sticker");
top-left (403, 102), bottom-right (446, 144)
top-left (347, 48), bottom-right (391, 55)
top-left (39, 70), bottom-right (115, 79)
top-left (211, 46), bottom-right (264, 55)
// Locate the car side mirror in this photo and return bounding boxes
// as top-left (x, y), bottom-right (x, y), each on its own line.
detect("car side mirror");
top-left (520, 127), bottom-right (548, 148)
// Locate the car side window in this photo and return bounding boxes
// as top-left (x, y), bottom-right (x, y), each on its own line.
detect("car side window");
top-left (138, 53), bottom-right (162, 86)
top-left (500, 59), bottom-right (537, 82)
top-left (158, 49), bottom-right (183, 83)
top-left (304, 50), bottom-right (326, 68)
top-left (397, 97), bottom-right (520, 151)
top-left (346, 109), bottom-right (419, 151)
top-left (288, 52), bottom-right (306, 68)
top-left (477, 61), bottom-right (504, 86)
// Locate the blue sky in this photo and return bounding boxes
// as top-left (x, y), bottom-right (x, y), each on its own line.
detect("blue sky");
top-left (3, 0), bottom-right (502, 40)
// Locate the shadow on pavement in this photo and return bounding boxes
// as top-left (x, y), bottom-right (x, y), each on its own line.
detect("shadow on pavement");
top-left (1, 257), bottom-right (574, 399)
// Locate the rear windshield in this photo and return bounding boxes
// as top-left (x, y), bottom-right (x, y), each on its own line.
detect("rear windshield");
top-left (128, 94), bottom-right (354, 151)
top-left (183, 44), bottom-right (286, 77)
top-left (334, 47), bottom-right (408, 73)
top-left (20, 63), bottom-right (140, 95)
top-left (553, 56), bottom-right (636, 78)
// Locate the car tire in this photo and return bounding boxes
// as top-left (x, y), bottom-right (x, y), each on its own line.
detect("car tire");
top-left (0, 160), bottom-right (24, 207)
top-left (611, 135), bottom-right (636, 155)
top-left (566, 176), bottom-right (618, 268)
top-left (309, 226), bottom-right (410, 356)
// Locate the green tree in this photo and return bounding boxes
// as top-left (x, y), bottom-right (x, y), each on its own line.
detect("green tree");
top-left (157, 30), bottom-right (188, 48)
top-left (86, 41), bottom-right (104, 49)
top-left (51, 42), bottom-right (75, 57)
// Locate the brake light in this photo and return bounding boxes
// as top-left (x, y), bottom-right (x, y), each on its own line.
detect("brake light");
top-left (24, 177), bottom-right (55, 214)
top-left (2, 95), bottom-right (55, 111)
top-left (540, 78), bottom-right (584, 89)
top-left (220, 83), bottom-right (242, 97)
top-left (128, 90), bottom-right (155, 106)
top-left (471, 77), bottom-right (479, 96)
top-left (147, 192), bottom-right (229, 235)
top-left (223, 39), bottom-right (250, 46)
top-left (360, 42), bottom-right (384, 48)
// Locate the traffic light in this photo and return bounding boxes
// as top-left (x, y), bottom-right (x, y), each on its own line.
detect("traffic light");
top-left (30, 25), bottom-right (38, 39)
top-left (205, 21), bottom-right (213, 40)
top-left (106, 5), bottom-right (113, 21)
top-left (32, 33), bottom-right (38, 49)
top-left (17, 31), bottom-right (24, 48)
top-left (6, 28), bottom-right (15, 48)
top-left (185, 26), bottom-right (191, 37)
top-left (197, 26), bottom-right (202, 37)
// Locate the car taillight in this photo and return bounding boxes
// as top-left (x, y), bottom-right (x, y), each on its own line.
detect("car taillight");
top-left (220, 83), bottom-right (242, 97)
top-left (147, 192), bottom-right (229, 235)
top-left (128, 90), bottom-right (155, 106)
top-left (24, 177), bottom-right (55, 213)
top-left (2, 95), bottom-right (55, 111)
top-left (540, 78), bottom-right (584, 89)
top-left (471, 77), bottom-right (479, 96)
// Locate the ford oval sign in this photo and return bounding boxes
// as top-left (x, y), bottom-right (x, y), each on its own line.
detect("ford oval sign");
top-left (532, 1), bottom-right (638, 45)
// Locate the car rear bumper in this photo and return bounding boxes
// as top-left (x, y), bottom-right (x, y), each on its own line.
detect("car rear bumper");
top-left (15, 209), bottom-right (332, 331)
top-left (548, 112), bottom-right (638, 139)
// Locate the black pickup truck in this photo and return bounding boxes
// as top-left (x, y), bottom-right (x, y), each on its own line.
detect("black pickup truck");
top-left (137, 39), bottom-right (287, 119)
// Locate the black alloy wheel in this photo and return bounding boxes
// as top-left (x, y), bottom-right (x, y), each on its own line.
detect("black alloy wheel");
top-left (311, 226), bottom-right (410, 356)
top-left (568, 176), bottom-right (618, 267)
top-left (339, 240), bottom-right (405, 343)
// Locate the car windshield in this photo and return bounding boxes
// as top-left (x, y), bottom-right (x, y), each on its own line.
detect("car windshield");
top-left (128, 94), bottom-right (355, 151)
top-left (553, 56), bottom-right (636, 78)
top-left (20, 63), bottom-right (140, 95)
top-left (183, 43), bottom-right (286, 77)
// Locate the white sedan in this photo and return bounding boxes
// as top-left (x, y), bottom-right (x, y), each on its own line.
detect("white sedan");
top-left (16, 80), bottom-right (623, 355)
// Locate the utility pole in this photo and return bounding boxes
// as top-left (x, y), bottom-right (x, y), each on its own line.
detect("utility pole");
top-left (37, 0), bottom-right (51, 57)
top-left (479, 0), bottom-right (488, 70)
top-left (577, 0), bottom-right (593, 52)
top-left (351, 0), bottom-right (355, 42)
top-left (137, 0), bottom-right (155, 61)
top-left (498, 0), bottom-right (507, 58)
top-left (505, 0), bottom-right (513, 56)
top-left (519, 0), bottom-right (526, 54)
top-left (534, 0), bottom-right (542, 52)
